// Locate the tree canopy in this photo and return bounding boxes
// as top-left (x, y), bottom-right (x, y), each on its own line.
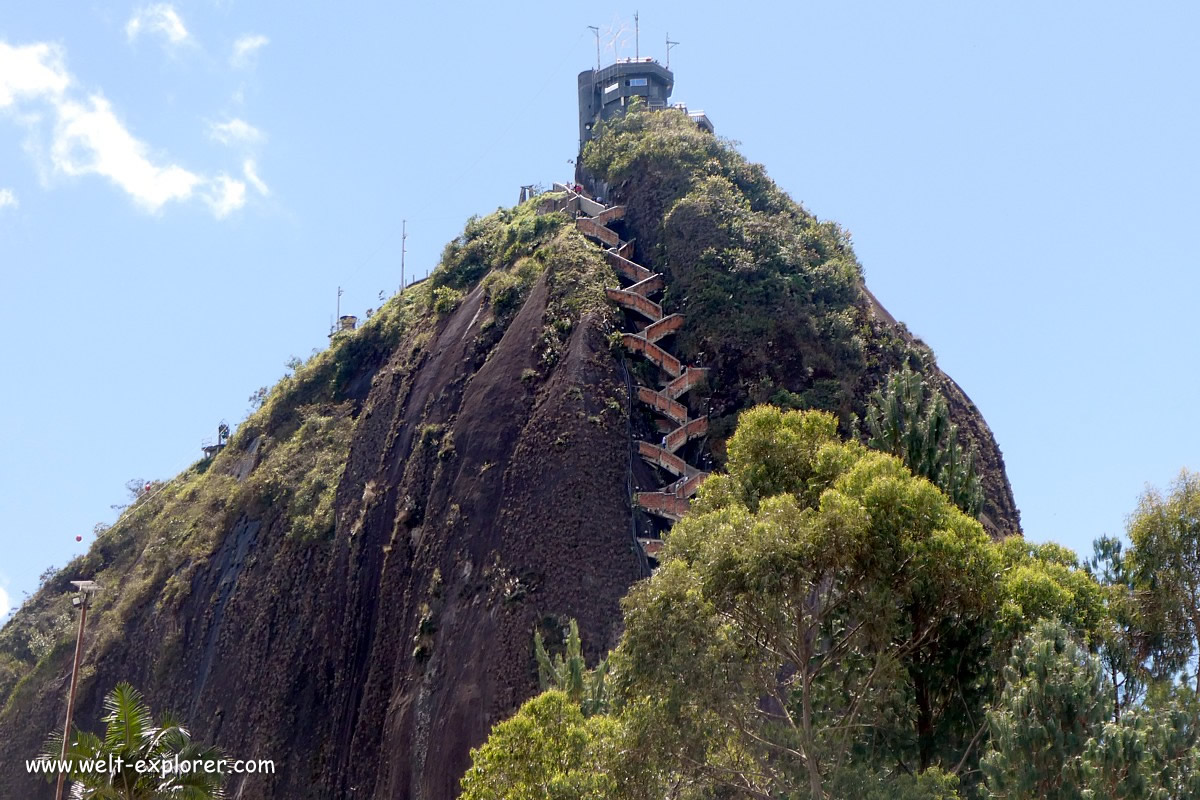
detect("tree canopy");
top-left (462, 407), bottom-right (1200, 799)
top-left (464, 407), bottom-right (1119, 799)
top-left (1127, 469), bottom-right (1200, 692)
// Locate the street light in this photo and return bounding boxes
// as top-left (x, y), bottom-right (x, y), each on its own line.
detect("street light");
top-left (55, 580), bottom-right (100, 800)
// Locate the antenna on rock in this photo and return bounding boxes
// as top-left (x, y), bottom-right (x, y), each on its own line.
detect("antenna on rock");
top-left (400, 219), bottom-right (407, 295)
top-left (634, 11), bottom-right (640, 60)
top-left (588, 25), bottom-right (600, 70)
top-left (666, 33), bottom-right (678, 69)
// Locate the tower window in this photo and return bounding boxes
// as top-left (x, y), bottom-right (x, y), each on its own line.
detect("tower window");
top-left (628, 78), bottom-right (649, 87)
top-left (604, 82), bottom-right (619, 94)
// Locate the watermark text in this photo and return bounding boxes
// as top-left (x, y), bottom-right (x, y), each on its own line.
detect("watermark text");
top-left (27, 755), bottom-right (274, 777)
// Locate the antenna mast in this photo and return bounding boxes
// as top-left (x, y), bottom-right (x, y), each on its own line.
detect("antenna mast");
top-left (634, 11), bottom-right (639, 60)
top-left (588, 25), bottom-right (600, 70)
top-left (666, 33), bottom-right (678, 69)
top-left (337, 286), bottom-right (343, 321)
top-left (400, 219), bottom-right (407, 294)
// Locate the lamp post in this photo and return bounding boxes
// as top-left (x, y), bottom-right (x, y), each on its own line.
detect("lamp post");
top-left (55, 580), bottom-right (99, 800)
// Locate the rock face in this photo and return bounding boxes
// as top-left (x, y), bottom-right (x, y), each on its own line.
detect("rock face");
top-left (319, 277), bottom-right (645, 800)
top-left (0, 113), bottom-right (1020, 800)
top-left (0, 251), bottom-right (646, 800)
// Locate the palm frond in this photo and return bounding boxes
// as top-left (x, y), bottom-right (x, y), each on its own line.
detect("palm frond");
top-left (104, 682), bottom-right (154, 752)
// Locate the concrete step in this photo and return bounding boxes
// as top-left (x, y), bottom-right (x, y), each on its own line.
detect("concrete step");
top-left (538, 193), bottom-right (577, 215)
top-left (636, 386), bottom-right (688, 425)
top-left (637, 440), bottom-right (694, 477)
top-left (579, 196), bottom-right (607, 217)
top-left (656, 471), bottom-right (709, 500)
top-left (622, 334), bottom-right (681, 377)
top-left (678, 471), bottom-right (708, 498)
top-left (605, 289), bottom-right (663, 322)
top-left (591, 205), bottom-right (625, 225)
top-left (638, 538), bottom-right (666, 558)
top-left (664, 416), bottom-right (708, 452)
top-left (576, 217), bottom-right (621, 248)
top-left (627, 273), bottom-right (663, 297)
top-left (635, 491), bottom-right (689, 522)
top-left (605, 250), bottom-right (654, 283)
top-left (663, 368), bottom-right (708, 400)
top-left (642, 314), bottom-right (683, 343)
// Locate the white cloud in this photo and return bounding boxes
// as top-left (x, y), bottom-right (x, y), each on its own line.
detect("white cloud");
top-left (126, 4), bottom-right (191, 47)
top-left (52, 95), bottom-right (202, 211)
top-left (0, 38), bottom-right (256, 218)
top-left (243, 158), bottom-right (268, 196)
top-left (0, 188), bottom-right (16, 209)
top-left (208, 117), bottom-right (264, 146)
top-left (204, 174), bottom-right (246, 217)
top-left (230, 34), bottom-right (268, 68)
top-left (0, 585), bottom-right (9, 620)
top-left (0, 42), bottom-right (70, 107)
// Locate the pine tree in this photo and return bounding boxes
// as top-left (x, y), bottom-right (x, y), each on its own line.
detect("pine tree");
top-left (534, 619), bottom-right (609, 717)
top-left (982, 621), bottom-right (1200, 799)
top-left (981, 621), bottom-right (1109, 799)
top-left (865, 367), bottom-right (984, 517)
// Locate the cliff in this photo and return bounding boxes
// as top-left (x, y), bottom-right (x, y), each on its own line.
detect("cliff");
top-left (0, 108), bottom-right (1018, 800)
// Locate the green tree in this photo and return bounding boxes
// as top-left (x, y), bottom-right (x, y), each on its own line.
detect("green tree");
top-left (982, 621), bottom-right (1200, 800)
top-left (994, 539), bottom-right (1108, 645)
top-left (1089, 535), bottom-right (1151, 716)
top-left (865, 367), bottom-right (983, 517)
top-left (981, 621), bottom-right (1108, 799)
top-left (613, 406), bottom-right (1000, 797)
top-left (533, 619), bottom-right (609, 717)
top-left (39, 682), bottom-right (224, 800)
top-left (462, 406), bottom-right (1138, 800)
top-left (459, 690), bottom-right (621, 800)
top-left (839, 767), bottom-right (963, 800)
top-left (1127, 469), bottom-right (1200, 692)
top-left (1083, 701), bottom-right (1200, 800)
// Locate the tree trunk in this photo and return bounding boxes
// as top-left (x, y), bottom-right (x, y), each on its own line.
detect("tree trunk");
top-left (1111, 661), bottom-right (1121, 722)
top-left (1191, 609), bottom-right (1200, 696)
top-left (915, 672), bottom-right (934, 771)
top-left (801, 674), bottom-right (824, 800)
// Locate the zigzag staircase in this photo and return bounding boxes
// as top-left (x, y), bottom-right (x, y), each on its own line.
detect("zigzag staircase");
top-left (552, 183), bottom-right (709, 560)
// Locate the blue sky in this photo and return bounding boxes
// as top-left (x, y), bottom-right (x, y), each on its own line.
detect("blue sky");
top-left (2, 1), bottom-right (1198, 619)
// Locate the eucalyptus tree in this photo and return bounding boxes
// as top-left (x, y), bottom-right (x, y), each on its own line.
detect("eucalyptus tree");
top-left (614, 407), bottom-right (1000, 797)
top-left (1127, 469), bottom-right (1200, 692)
